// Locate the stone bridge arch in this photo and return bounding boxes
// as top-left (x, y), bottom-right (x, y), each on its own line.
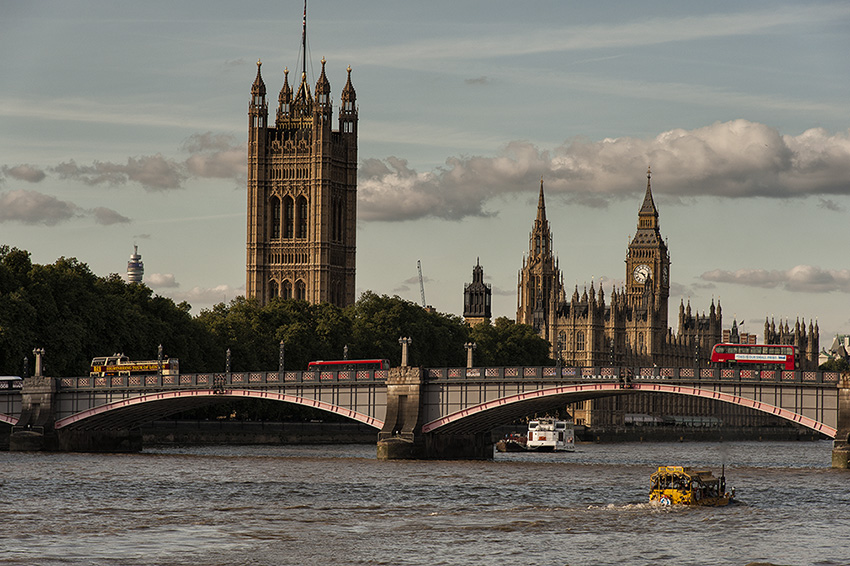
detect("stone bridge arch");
top-left (55, 389), bottom-right (383, 431)
top-left (422, 382), bottom-right (837, 438)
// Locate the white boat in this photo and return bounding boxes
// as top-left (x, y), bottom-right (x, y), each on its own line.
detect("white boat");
top-left (526, 418), bottom-right (575, 452)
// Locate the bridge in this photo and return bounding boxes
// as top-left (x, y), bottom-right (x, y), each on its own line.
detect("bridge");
top-left (3, 352), bottom-right (849, 467)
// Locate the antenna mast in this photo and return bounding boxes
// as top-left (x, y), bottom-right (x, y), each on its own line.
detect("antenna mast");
top-left (417, 260), bottom-right (426, 307)
top-left (301, 0), bottom-right (307, 78)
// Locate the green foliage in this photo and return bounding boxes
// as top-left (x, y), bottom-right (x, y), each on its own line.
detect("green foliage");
top-left (819, 357), bottom-right (849, 372)
top-left (0, 247), bottom-right (554, 398)
top-left (469, 317), bottom-right (552, 366)
top-left (0, 247), bottom-right (212, 376)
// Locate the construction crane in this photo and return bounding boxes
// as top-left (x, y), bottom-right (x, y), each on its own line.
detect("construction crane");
top-left (417, 260), bottom-right (426, 307)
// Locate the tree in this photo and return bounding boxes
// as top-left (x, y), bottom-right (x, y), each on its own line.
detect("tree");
top-left (469, 317), bottom-right (552, 366)
top-left (819, 357), bottom-right (849, 372)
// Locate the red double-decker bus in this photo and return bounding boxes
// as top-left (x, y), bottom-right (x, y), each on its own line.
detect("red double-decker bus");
top-left (710, 343), bottom-right (797, 370)
top-left (307, 359), bottom-right (390, 371)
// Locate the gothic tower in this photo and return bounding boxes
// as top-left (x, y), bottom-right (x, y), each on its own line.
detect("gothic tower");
top-left (625, 167), bottom-right (670, 330)
top-left (517, 179), bottom-right (562, 340)
top-left (463, 259), bottom-right (492, 326)
top-left (246, 15), bottom-right (358, 308)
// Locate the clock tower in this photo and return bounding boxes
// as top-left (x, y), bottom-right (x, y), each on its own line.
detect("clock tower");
top-left (625, 167), bottom-right (670, 328)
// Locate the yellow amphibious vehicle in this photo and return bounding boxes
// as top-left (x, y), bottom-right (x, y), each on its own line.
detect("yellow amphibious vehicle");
top-left (649, 466), bottom-right (734, 506)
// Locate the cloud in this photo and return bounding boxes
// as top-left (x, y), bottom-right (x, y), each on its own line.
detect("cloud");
top-left (53, 155), bottom-right (187, 191)
top-left (146, 273), bottom-right (179, 288)
top-left (0, 189), bottom-right (129, 226)
top-left (701, 265), bottom-right (850, 293)
top-left (817, 198), bottom-right (845, 212)
top-left (359, 120), bottom-right (850, 221)
top-left (91, 207), bottom-right (130, 225)
top-left (34, 132), bottom-right (246, 193)
top-left (3, 164), bottom-right (46, 183)
top-left (465, 76), bottom-right (489, 85)
top-left (182, 132), bottom-right (246, 181)
top-left (0, 189), bottom-right (80, 225)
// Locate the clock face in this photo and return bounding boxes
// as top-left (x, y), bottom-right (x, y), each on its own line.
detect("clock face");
top-left (633, 264), bottom-right (651, 284)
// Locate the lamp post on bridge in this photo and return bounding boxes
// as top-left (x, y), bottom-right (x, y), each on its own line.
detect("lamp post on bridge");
top-left (22, 356), bottom-right (29, 379)
top-left (343, 345), bottom-right (349, 360)
top-left (157, 343), bottom-right (163, 380)
top-left (32, 348), bottom-right (45, 377)
top-left (465, 341), bottom-right (476, 369)
top-left (398, 337), bottom-right (412, 368)
top-left (225, 348), bottom-right (231, 375)
top-left (278, 340), bottom-right (285, 378)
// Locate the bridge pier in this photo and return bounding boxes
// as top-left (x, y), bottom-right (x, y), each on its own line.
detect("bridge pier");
top-left (9, 368), bottom-right (60, 451)
top-left (8, 357), bottom-right (141, 452)
top-left (377, 366), bottom-right (493, 460)
top-left (832, 372), bottom-right (850, 469)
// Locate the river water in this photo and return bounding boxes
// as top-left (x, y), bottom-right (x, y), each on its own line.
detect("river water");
top-left (1, 440), bottom-right (846, 566)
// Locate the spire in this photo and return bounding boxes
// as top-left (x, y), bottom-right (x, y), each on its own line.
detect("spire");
top-left (536, 177), bottom-right (547, 223)
top-left (315, 57), bottom-right (331, 108)
top-left (277, 67), bottom-right (292, 123)
top-left (251, 59), bottom-right (266, 98)
top-left (640, 166), bottom-right (657, 215)
top-left (339, 65), bottom-right (357, 134)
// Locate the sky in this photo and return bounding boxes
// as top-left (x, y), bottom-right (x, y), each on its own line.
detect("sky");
top-left (2, 1), bottom-right (850, 344)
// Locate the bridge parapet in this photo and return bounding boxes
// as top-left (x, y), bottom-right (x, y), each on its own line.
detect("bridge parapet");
top-left (58, 369), bottom-right (388, 391)
top-left (425, 366), bottom-right (839, 385)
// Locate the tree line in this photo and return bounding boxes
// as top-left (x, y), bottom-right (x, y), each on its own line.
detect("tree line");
top-left (0, 246), bottom-right (552, 377)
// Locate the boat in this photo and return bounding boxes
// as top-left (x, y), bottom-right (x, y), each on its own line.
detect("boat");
top-left (525, 418), bottom-right (575, 452)
top-left (649, 465), bottom-right (734, 506)
top-left (495, 433), bottom-right (527, 452)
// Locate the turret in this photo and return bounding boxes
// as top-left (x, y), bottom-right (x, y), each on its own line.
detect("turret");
top-left (339, 65), bottom-right (357, 134)
top-left (276, 67), bottom-right (292, 125)
top-left (249, 60), bottom-right (268, 132)
top-left (315, 57), bottom-right (332, 121)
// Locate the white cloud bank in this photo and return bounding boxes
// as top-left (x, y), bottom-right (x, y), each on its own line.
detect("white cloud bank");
top-left (701, 265), bottom-right (850, 294)
top-left (359, 120), bottom-right (850, 221)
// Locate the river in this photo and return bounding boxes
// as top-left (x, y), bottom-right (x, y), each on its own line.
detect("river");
top-left (1, 440), bottom-right (846, 566)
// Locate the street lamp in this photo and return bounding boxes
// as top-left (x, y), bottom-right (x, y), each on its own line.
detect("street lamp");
top-left (464, 341), bottom-right (477, 369)
top-left (398, 337), bottom-right (412, 367)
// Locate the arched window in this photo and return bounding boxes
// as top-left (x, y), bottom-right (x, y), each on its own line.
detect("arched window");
top-left (576, 331), bottom-right (585, 352)
top-left (269, 279), bottom-right (279, 299)
top-left (295, 279), bottom-right (306, 301)
top-left (297, 196), bottom-right (308, 238)
top-left (282, 280), bottom-right (292, 300)
top-left (283, 197), bottom-right (294, 238)
top-left (270, 197), bottom-right (281, 239)
top-left (638, 333), bottom-right (645, 353)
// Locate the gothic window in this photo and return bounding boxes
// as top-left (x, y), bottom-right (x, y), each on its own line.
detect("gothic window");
top-left (558, 331), bottom-right (566, 353)
top-left (283, 197), bottom-right (294, 238)
top-left (297, 196), bottom-right (308, 238)
top-left (270, 197), bottom-right (281, 239)
top-left (576, 331), bottom-right (585, 352)
top-left (295, 279), bottom-right (306, 301)
top-left (638, 333), bottom-right (645, 353)
top-left (269, 279), bottom-right (279, 299)
top-left (282, 280), bottom-right (292, 300)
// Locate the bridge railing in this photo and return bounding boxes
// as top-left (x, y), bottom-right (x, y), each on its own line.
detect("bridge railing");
top-left (57, 369), bottom-right (388, 390)
top-left (47, 367), bottom-right (842, 390)
top-left (426, 366), bottom-right (840, 385)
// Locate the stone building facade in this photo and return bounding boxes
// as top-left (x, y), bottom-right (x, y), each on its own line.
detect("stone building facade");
top-left (517, 170), bottom-right (722, 368)
top-left (463, 259), bottom-right (492, 326)
top-left (246, 57), bottom-right (358, 308)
